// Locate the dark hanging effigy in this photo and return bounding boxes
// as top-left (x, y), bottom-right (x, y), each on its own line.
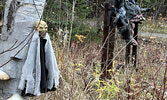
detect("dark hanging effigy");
top-left (108, 0), bottom-right (149, 45)
top-left (101, 0), bottom-right (149, 79)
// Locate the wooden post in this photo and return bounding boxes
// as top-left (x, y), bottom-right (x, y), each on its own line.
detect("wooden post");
top-left (132, 22), bottom-right (138, 67)
top-left (125, 44), bottom-right (131, 65)
top-left (101, 3), bottom-right (115, 79)
top-left (101, 3), bottom-right (109, 79)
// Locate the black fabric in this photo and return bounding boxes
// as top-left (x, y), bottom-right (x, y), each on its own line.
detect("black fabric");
top-left (47, 86), bottom-right (56, 92)
top-left (21, 88), bottom-right (35, 97)
top-left (21, 81), bottom-right (35, 97)
top-left (40, 37), bottom-right (57, 93)
top-left (40, 37), bottom-right (48, 93)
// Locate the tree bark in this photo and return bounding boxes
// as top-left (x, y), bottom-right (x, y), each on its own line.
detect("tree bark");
top-left (101, 3), bottom-right (115, 79)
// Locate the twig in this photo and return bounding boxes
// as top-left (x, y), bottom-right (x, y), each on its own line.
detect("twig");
top-left (0, 31), bottom-right (35, 68)
top-left (90, 28), bottom-right (114, 71)
top-left (33, 0), bottom-right (40, 19)
top-left (0, 28), bottom-right (33, 55)
top-left (154, 64), bottom-right (163, 77)
top-left (161, 57), bottom-right (167, 99)
top-left (67, 0), bottom-right (76, 55)
top-left (150, 60), bottom-right (160, 100)
top-left (70, 66), bottom-right (75, 100)
top-left (0, 40), bottom-right (17, 54)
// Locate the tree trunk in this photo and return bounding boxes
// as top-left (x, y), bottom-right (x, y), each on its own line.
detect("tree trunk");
top-left (0, 0), bottom-right (46, 99)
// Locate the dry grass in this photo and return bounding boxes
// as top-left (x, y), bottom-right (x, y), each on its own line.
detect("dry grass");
top-left (29, 35), bottom-right (167, 100)
top-left (142, 17), bottom-right (167, 34)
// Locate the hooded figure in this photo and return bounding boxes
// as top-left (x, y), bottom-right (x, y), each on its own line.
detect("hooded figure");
top-left (18, 20), bottom-right (60, 96)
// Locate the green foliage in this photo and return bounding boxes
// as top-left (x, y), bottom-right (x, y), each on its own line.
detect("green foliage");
top-left (71, 21), bottom-right (100, 42)
top-left (75, 0), bottom-right (93, 19)
top-left (44, 0), bottom-right (69, 32)
top-left (71, 22), bottom-right (89, 41)
top-left (43, 0), bottom-right (101, 42)
top-left (0, 1), bottom-right (5, 8)
top-left (93, 66), bottom-right (120, 99)
top-left (140, 0), bottom-right (155, 6)
top-left (144, 0), bottom-right (151, 3)
top-left (97, 81), bottom-right (120, 99)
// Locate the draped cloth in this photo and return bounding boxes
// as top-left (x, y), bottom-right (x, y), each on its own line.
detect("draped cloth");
top-left (18, 31), bottom-right (60, 96)
top-left (40, 37), bottom-right (47, 93)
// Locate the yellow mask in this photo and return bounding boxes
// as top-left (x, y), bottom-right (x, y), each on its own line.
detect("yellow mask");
top-left (35, 20), bottom-right (48, 32)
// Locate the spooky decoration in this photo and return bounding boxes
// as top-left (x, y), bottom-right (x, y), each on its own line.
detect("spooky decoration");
top-left (0, 0), bottom-right (48, 99)
top-left (101, 0), bottom-right (150, 79)
top-left (35, 20), bottom-right (48, 38)
top-left (108, 0), bottom-right (149, 45)
top-left (18, 20), bottom-right (60, 96)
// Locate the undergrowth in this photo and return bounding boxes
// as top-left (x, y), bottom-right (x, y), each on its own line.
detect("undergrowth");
top-left (142, 16), bottom-right (167, 34)
top-left (29, 35), bottom-right (167, 100)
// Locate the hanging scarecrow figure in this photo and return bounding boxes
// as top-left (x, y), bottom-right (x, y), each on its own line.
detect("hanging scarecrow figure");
top-left (18, 20), bottom-right (60, 96)
top-left (109, 0), bottom-right (148, 45)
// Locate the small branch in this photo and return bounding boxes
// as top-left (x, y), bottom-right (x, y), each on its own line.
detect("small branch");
top-left (70, 66), bottom-right (75, 100)
top-left (0, 31), bottom-right (34, 68)
top-left (151, 62), bottom-right (160, 100)
top-left (0, 58), bottom-right (13, 68)
top-left (0, 27), bottom-right (35, 55)
top-left (161, 57), bottom-right (167, 99)
top-left (0, 40), bottom-right (17, 54)
top-left (33, 0), bottom-right (40, 18)
top-left (154, 64), bottom-right (163, 77)
top-left (67, 0), bottom-right (76, 55)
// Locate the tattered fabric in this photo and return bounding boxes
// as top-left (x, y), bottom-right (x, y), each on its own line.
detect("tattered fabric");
top-left (18, 31), bottom-right (60, 96)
